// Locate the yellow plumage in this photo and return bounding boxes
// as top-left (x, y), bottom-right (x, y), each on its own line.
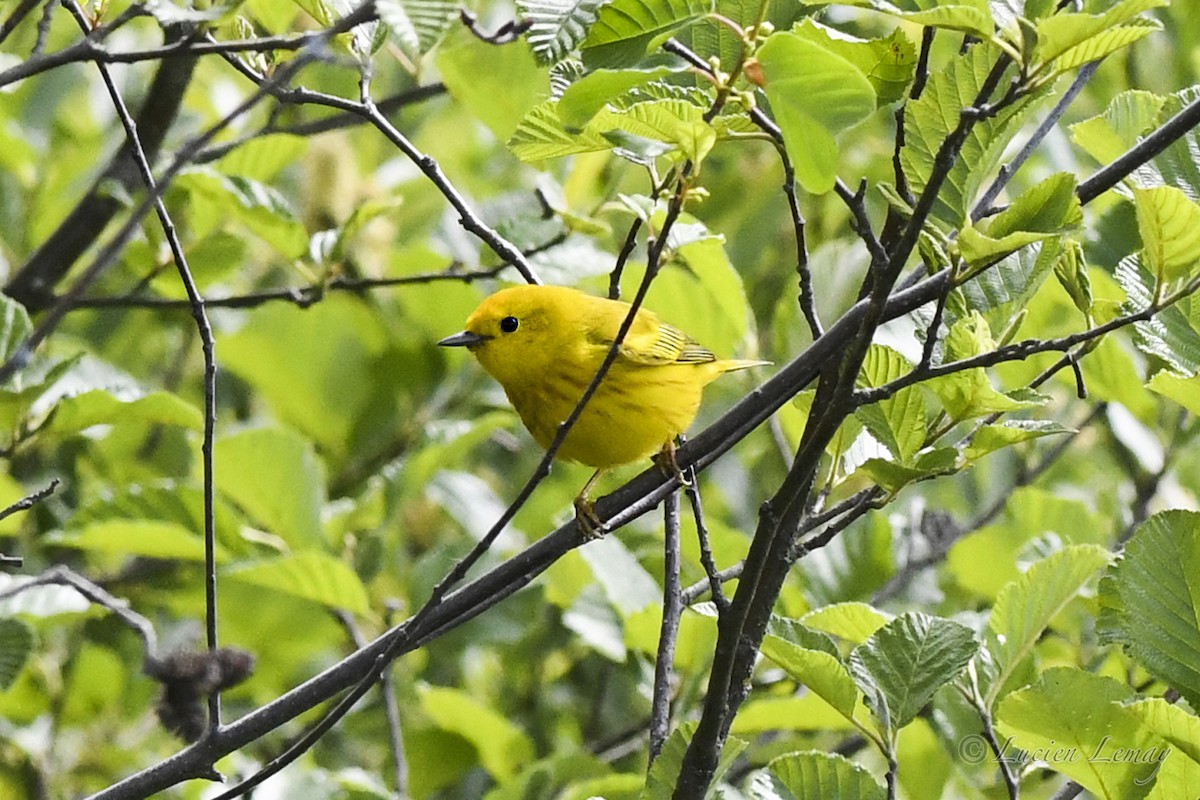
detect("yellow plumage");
top-left (439, 285), bottom-right (764, 531)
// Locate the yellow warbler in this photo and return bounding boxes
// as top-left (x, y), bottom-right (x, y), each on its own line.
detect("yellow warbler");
top-left (439, 285), bottom-right (764, 532)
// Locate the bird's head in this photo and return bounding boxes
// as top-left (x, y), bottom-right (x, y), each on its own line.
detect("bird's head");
top-left (438, 286), bottom-right (569, 387)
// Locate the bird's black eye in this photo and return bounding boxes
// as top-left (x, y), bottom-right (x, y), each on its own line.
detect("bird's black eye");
top-left (500, 316), bottom-right (519, 333)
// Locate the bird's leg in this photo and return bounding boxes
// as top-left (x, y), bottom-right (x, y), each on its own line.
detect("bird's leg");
top-left (574, 468), bottom-right (608, 540)
top-left (654, 438), bottom-right (691, 487)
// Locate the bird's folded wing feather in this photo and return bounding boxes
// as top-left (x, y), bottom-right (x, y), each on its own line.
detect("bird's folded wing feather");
top-left (588, 312), bottom-right (716, 366)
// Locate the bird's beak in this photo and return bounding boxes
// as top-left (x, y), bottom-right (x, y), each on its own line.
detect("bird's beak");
top-left (438, 330), bottom-right (488, 348)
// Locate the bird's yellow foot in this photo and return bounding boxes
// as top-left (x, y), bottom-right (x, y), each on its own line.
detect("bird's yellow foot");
top-left (655, 440), bottom-right (691, 487)
top-left (573, 495), bottom-right (606, 540)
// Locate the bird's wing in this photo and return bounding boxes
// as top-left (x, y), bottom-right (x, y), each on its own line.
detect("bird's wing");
top-left (588, 310), bottom-right (716, 366)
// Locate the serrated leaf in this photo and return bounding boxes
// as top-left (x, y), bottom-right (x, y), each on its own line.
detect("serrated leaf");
top-left (1106, 510), bottom-right (1200, 709)
top-left (753, 750), bottom-right (886, 800)
top-left (805, 0), bottom-right (992, 36)
top-left (959, 239), bottom-right (1060, 333)
top-left (855, 345), bottom-right (926, 463)
top-left (1069, 90), bottom-right (1166, 167)
top-left (997, 668), bottom-right (1158, 799)
top-left (1134, 186), bottom-right (1200, 283)
top-left (509, 100), bottom-right (613, 161)
top-left (986, 545), bottom-right (1112, 705)
top-left (789, 20), bottom-right (917, 107)
top-left (226, 551), bottom-right (369, 615)
top-left (1034, 0), bottom-right (1166, 75)
top-left (377, 0), bottom-right (456, 59)
top-left (1116, 256), bottom-right (1200, 374)
top-left (928, 312), bottom-right (1047, 419)
top-left (901, 42), bottom-right (1035, 225)
top-left (1125, 698), bottom-right (1200, 766)
top-left (761, 636), bottom-right (861, 721)
top-left (802, 602), bottom-right (890, 644)
top-left (641, 722), bottom-right (746, 799)
top-left (517, 0), bottom-right (605, 63)
top-left (557, 66), bottom-right (681, 127)
top-left (582, 0), bottom-right (713, 53)
top-left (757, 31), bottom-right (876, 194)
top-left (1147, 370), bottom-right (1200, 414)
top-left (849, 612), bottom-right (978, 731)
top-left (592, 99), bottom-right (717, 162)
top-left (963, 420), bottom-right (1073, 464)
top-left (46, 389), bottom-right (203, 436)
top-left (966, 172), bottom-right (1082, 262)
top-left (0, 617), bottom-right (33, 690)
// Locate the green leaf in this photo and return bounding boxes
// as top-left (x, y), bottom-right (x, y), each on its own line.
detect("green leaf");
top-left (849, 612), bottom-right (978, 731)
top-left (175, 168), bottom-right (308, 259)
top-left (753, 750), bottom-right (886, 800)
top-left (517, 0), bottom-right (605, 63)
top-left (509, 100), bottom-right (614, 161)
top-left (1105, 510), bottom-right (1200, 709)
top-left (437, 39), bottom-right (545, 141)
top-left (928, 311), bottom-right (1047, 420)
top-left (642, 722), bottom-right (746, 799)
top-left (1125, 697), bottom-right (1200, 767)
top-left (758, 642), bottom-right (864, 724)
top-left (419, 684), bottom-right (536, 780)
top-left (788, 20), bottom-right (917, 107)
top-left (997, 668), bottom-right (1158, 799)
top-left (959, 239), bottom-right (1060, 334)
top-left (0, 295), bottom-right (32, 373)
top-left (226, 550), bottom-right (370, 615)
top-left (757, 32), bottom-right (877, 194)
top-left (213, 427), bottom-right (327, 549)
top-left (901, 41), bottom-right (1035, 225)
top-left (46, 389), bottom-right (203, 436)
top-left (1054, 240), bottom-right (1094, 319)
top-left (802, 602), bottom-right (890, 644)
top-left (1034, 0), bottom-right (1166, 76)
top-left (761, 636), bottom-right (861, 721)
top-left (855, 345), bottom-right (925, 463)
top-left (591, 99), bottom-right (717, 163)
top-left (50, 520), bottom-right (226, 562)
top-left (219, 295), bottom-right (396, 455)
top-left (733, 695), bottom-right (860, 734)
top-left (986, 545), bottom-right (1112, 705)
top-left (1115, 256), bottom-right (1200, 375)
top-left (1147, 370), bottom-right (1200, 414)
top-left (581, 0), bottom-right (713, 64)
top-left (0, 617), bottom-right (33, 690)
top-left (960, 172), bottom-right (1082, 267)
top-left (1069, 89), bottom-right (1166, 167)
top-left (804, 0), bottom-right (992, 36)
top-left (377, 0), bottom-right (456, 59)
top-left (963, 420), bottom-right (1073, 464)
top-left (557, 66), bottom-right (680, 127)
top-left (1133, 186), bottom-right (1200, 284)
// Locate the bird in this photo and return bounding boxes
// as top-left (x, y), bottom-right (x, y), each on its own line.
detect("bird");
top-left (439, 284), bottom-right (765, 536)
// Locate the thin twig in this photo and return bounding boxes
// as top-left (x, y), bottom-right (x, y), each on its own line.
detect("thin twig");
top-left (649, 490), bottom-right (683, 763)
top-left (684, 466), bottom-right (728, 611)
top-left (973, 60), bottom-right (1101, 220)
top-left (0, 565), bottom-right (158, 656)
top-left (63, 0), bottom-right (224, 733)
